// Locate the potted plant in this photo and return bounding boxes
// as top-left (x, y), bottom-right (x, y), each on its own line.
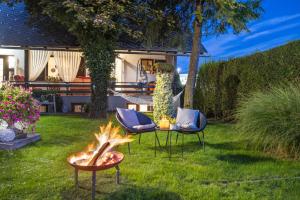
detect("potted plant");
top-left (0, 83), bottom-right (40, 139)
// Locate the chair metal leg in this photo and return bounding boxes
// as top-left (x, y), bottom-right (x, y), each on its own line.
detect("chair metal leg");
top-left (175, 133), bottom-right (179, 144)
top-left (154, 131), bottom-right (157, 157)
top-left (169, 131), bottom-right (172, 160)
top-left (127, 142), bottom-right (131, 154)
top-left (139, 134), bottom-right (141, 144)
top-left (182, 134), bottom-right (184, 157)
top-left (165, 131), bottom-right (169, 146)
top-left (196, 132), bottom-right (202, 146)
top-left (124, 131), bottom-right (131, 155)
top-left (155, 131), bottom-right (161, 148)
top-left (202, 131), bottom-right (205, 152)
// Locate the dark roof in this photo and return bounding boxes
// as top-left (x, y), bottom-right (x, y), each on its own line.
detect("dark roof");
top-left (0, 3), bottom-right (207, 54)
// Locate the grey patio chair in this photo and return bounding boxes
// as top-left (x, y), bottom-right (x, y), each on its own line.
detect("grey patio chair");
top-left (174, 109), bottom-right (207, 155)
top-left (115, 108), bottom-right (161, 155)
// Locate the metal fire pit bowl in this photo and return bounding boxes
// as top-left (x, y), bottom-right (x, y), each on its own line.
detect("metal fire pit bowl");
top-left (67, 151), bottom-right (124, 200)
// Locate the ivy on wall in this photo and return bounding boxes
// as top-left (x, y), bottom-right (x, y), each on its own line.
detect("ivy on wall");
top-left (194, 40), bottom-right (300, 120)
top-left (80, 34), bottom-right (115, 118)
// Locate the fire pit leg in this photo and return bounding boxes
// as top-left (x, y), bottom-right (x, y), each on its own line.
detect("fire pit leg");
top-left (92, 171), bottom-right (96, 200)
top-left (115, 165), bottom-right (120, 184)
top-left (74, 168), bottom-right (79, 190)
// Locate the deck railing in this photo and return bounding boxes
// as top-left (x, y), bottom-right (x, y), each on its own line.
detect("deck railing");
top-left (9, 81), bottom-right (155, 95)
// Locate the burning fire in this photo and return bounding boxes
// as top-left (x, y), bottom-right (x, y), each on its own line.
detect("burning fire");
top-left (69, 122), bottom-right (133, 167)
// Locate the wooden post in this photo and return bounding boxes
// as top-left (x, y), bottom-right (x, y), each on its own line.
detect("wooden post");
top-left (24, 50), bottom-right (29, 88)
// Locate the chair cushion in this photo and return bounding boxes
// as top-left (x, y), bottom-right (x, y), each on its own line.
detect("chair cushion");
top-left (133, 122), bottom-right (156, 130)
top-left (116, 108), bottom-right (140, 128)
top-left (136, 112), bottom-right (153, 125)
top-left (176, 108), bottom-right (199, 129)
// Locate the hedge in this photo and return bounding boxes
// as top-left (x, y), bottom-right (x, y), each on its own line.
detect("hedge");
top-left (194, 40), bottom-right (300, 120)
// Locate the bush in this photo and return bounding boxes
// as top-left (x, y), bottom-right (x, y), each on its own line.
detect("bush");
top-left (236, 83), bottom-right (300, 159)
top-left (195, 40), bottom-right (300, 120)
top-left (154, 63), bottom-right (174, 73)
top-left (153, 73), bottom-right (175, 123)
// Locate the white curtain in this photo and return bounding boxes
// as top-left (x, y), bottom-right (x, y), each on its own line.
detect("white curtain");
top-left (29, 50), bottom-right (50, 81)
top-left (53, 51), bottom-right (82, 82)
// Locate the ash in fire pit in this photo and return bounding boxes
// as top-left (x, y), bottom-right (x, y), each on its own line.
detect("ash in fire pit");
top-left (67, 122), bottom-right (133, 200)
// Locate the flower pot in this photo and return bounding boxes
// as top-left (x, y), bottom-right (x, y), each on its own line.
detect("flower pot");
top-left (13, 128), bottom-right (28, 139)
top-left (0, 129), bottom-right (16, 142)
top-left (15, 132), bottom-right (28, 139)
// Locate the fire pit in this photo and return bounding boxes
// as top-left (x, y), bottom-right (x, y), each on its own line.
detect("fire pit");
top-left (67, 122), bottom-right (132, 200)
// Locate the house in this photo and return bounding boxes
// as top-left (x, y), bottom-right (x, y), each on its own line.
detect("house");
top-left (0, 3), bottom-right (207, 112)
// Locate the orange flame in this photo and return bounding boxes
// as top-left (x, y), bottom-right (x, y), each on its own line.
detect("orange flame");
top-left (69, 122), bottom-right (133, 166)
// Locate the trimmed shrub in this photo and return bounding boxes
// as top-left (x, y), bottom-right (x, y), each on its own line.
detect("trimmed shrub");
top-left (195, 40), bottom-right (300, 120)
top-left (153, 73), bottom-right (175, 123)
top-left (236, 83), bottom-right (300, 159)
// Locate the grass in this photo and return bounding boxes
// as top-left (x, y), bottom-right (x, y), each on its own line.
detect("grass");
top-left (0, 115), bottom-right (300, 200)
top-left (236, 83), bottom-right (300, 158)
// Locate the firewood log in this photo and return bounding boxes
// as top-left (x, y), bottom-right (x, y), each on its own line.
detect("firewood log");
top-left (88, 142), bottom-right (110, 166)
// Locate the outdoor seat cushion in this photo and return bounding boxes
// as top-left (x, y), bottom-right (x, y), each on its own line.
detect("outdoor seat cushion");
top-left (133, 122), bottom-right (156, 130)
top-left (116, 108), bottom-right (140, 128)
top-left (176, 108), bottom-right (199, 129)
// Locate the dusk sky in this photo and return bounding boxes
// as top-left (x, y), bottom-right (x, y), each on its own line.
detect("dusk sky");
top-left (177, 0), bottom-right (300, 74)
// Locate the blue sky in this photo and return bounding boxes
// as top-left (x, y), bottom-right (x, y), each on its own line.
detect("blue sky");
top-left (177, 0), bottom-right (300, 74)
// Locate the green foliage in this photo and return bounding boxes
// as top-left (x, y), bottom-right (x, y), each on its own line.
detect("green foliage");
top-left (201, 0), bottom-right (263, 34)
top-left (182, 0), bottom-right (263, 108)
top-left (8, 0), bottom-right (182, 118)
top-left (154, 63), bottom-right (174, 73)
top-left (153, 73), bottom-right (175, 123)
top-left (172, 71), bottom-right (183, 95)
top-left (80, 35), bottom-right (115, 118)
top-left (236, 83), bottom-right (300, 159)
top-left (195, 40), bottom-right (300, 120)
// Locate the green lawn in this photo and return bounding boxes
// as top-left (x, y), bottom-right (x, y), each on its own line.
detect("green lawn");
top-left (1, 115), bottom-right (300, 200)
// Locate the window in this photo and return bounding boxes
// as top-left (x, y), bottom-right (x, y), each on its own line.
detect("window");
top-left (139, 104), bottom-right (148, 112)
top-left (76, 58), bottom-right (89, 77)
top-left (141, 59), bottom-right (155, 74)
top-left (127, 104), bottom-right (138, 111)
top-left (0, 56), bottom-right (9, 81)
top-left (141, 59), bottom-right (166, 75)
top-left (36, 65), bottom-right (47, 81)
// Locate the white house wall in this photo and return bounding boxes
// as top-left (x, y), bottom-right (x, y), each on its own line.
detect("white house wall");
top-left (116, 53), bottom-right (169, 83)
top-left (0, 48), bottom-right (25, 75)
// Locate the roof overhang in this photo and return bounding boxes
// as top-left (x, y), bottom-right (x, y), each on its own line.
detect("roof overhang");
top-left (0, 44), bottom-right (208, 57)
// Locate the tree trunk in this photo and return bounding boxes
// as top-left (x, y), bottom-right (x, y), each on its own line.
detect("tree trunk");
top-left (81, 35), bottom-right (115, 118)
top-left (184, 0), bottom-right (203, 109)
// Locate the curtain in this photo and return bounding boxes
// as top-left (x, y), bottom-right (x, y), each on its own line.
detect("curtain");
top-left (29, 50), bottom-right (50, 81)
top-left (53, 51), bottom-right (82, 82)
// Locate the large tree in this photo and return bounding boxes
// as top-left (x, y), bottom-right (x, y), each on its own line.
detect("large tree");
top-left (182, 0), bottom-right (263, 108)
top-left (2, 0), bottom-right (185, 118)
